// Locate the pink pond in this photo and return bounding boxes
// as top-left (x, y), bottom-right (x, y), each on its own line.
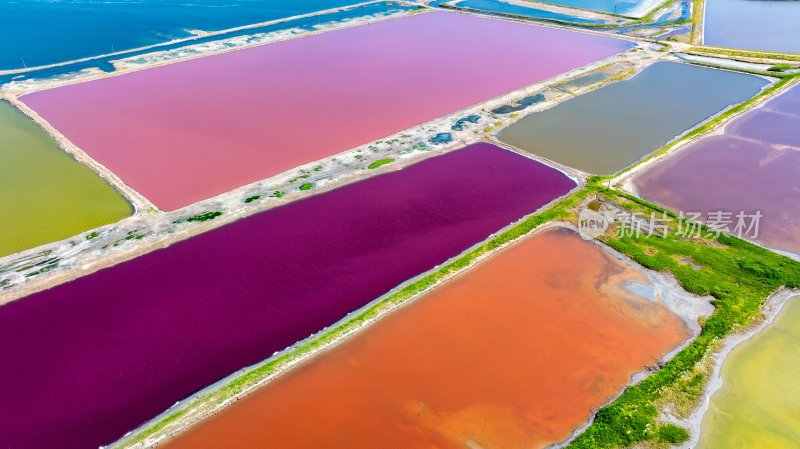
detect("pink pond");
top-left (21, 11), bottom-right (630, 210)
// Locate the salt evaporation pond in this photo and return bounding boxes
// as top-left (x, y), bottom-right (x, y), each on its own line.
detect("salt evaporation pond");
top-left (0, 101), bottom-right (131, 257)
top-left (497, 62), bottom-right (768, 175)
top-left (0, 143), bottom-right (575, 449)
top-left (704, 0), bottom-right (800, 54)
top-left (697, 296), bottom-right (800, 448)
top-left (0, 0), bottom-right (365, 71)
top-left (162, 228), bottom-right (690, 449)
top-left (634, 83), bottom-right (800, 256)
top-left (21, 11), bottom-right (630, 210)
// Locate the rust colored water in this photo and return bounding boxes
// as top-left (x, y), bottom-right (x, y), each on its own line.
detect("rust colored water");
top-left (164, 228), bottom-right (689, 449)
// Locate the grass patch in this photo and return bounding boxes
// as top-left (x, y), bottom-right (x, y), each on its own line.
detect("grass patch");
top-left (768, 63), bottom-right (794, 72)
top-left (658, 423), bottom-right (690, 444)
top-left (173, 211), bottom-right (223, 224)
top-left (367, 158), bottom-right (394, 169)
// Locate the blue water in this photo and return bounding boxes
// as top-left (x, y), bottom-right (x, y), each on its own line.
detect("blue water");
top-left (1, 2), bottom-right (418, 86)
top-left (428, 133), bottom-right (453, 144)
top-left (704, 0), bottom-right (800, 54)
top-left (657, 25), bottom-right (691, 39)
top-left (491, 93), bottom-right (546, 114)
top-left (0, 0), bottom-right (374, 71)
top-left (452, 115), bottom-right (481, 131)
top-left (449, 0), bottom-right (604, 24)
top-left (538, 0), bottom-right (643, 16)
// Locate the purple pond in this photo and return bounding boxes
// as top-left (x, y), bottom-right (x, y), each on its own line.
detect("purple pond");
top-left (0, 142), bottom-right (575, 449)
top-left (634, 84), bottom-right (800, 256)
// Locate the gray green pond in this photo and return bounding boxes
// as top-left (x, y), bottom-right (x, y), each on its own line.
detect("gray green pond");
top-left (497, 62), bottom-right (769, 175)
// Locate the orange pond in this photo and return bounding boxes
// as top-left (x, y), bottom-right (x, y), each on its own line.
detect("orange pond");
top-left (164, 228), bottom-right (689, 449)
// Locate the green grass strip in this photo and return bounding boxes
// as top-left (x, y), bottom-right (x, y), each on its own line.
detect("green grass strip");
top-left (692, 46), bottom-right (800, 62)
top-left (690, 0), bottom-right (703, 44)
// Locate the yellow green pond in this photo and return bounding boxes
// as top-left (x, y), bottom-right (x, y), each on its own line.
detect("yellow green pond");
top-left (0, 100), bottom-right (131, 257)
top-left (698, 295), bottom-right (800, 449)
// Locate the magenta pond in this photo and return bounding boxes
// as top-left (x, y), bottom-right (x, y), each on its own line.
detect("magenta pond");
top-left (0, 143), bottom-right (575, 449)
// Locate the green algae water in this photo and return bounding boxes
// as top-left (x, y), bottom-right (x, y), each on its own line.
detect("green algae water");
top-left (698, 296), bottom-right (800, 449)
top-left (0, 101), bottom-right (131, 257)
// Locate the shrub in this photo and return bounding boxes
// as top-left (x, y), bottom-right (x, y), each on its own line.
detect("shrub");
top-left (658, 423), bottom-right (690, 444)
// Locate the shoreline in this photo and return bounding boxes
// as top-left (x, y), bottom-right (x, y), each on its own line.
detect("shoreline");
top-left (671, 288), bottom-right (800, 449)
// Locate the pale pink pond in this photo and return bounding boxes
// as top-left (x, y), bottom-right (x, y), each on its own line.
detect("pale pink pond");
top-left (21, 11), bottom-right (630, 210)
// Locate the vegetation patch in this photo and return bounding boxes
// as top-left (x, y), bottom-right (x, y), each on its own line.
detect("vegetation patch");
top-left (368, 158), bottom-right (394, 169)
top-left (173, 211), bottom-right (223, 224)
top-left (658, 423), bottom-right (690, 444)
top-left (768, 63), bottom-right (794, 72)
